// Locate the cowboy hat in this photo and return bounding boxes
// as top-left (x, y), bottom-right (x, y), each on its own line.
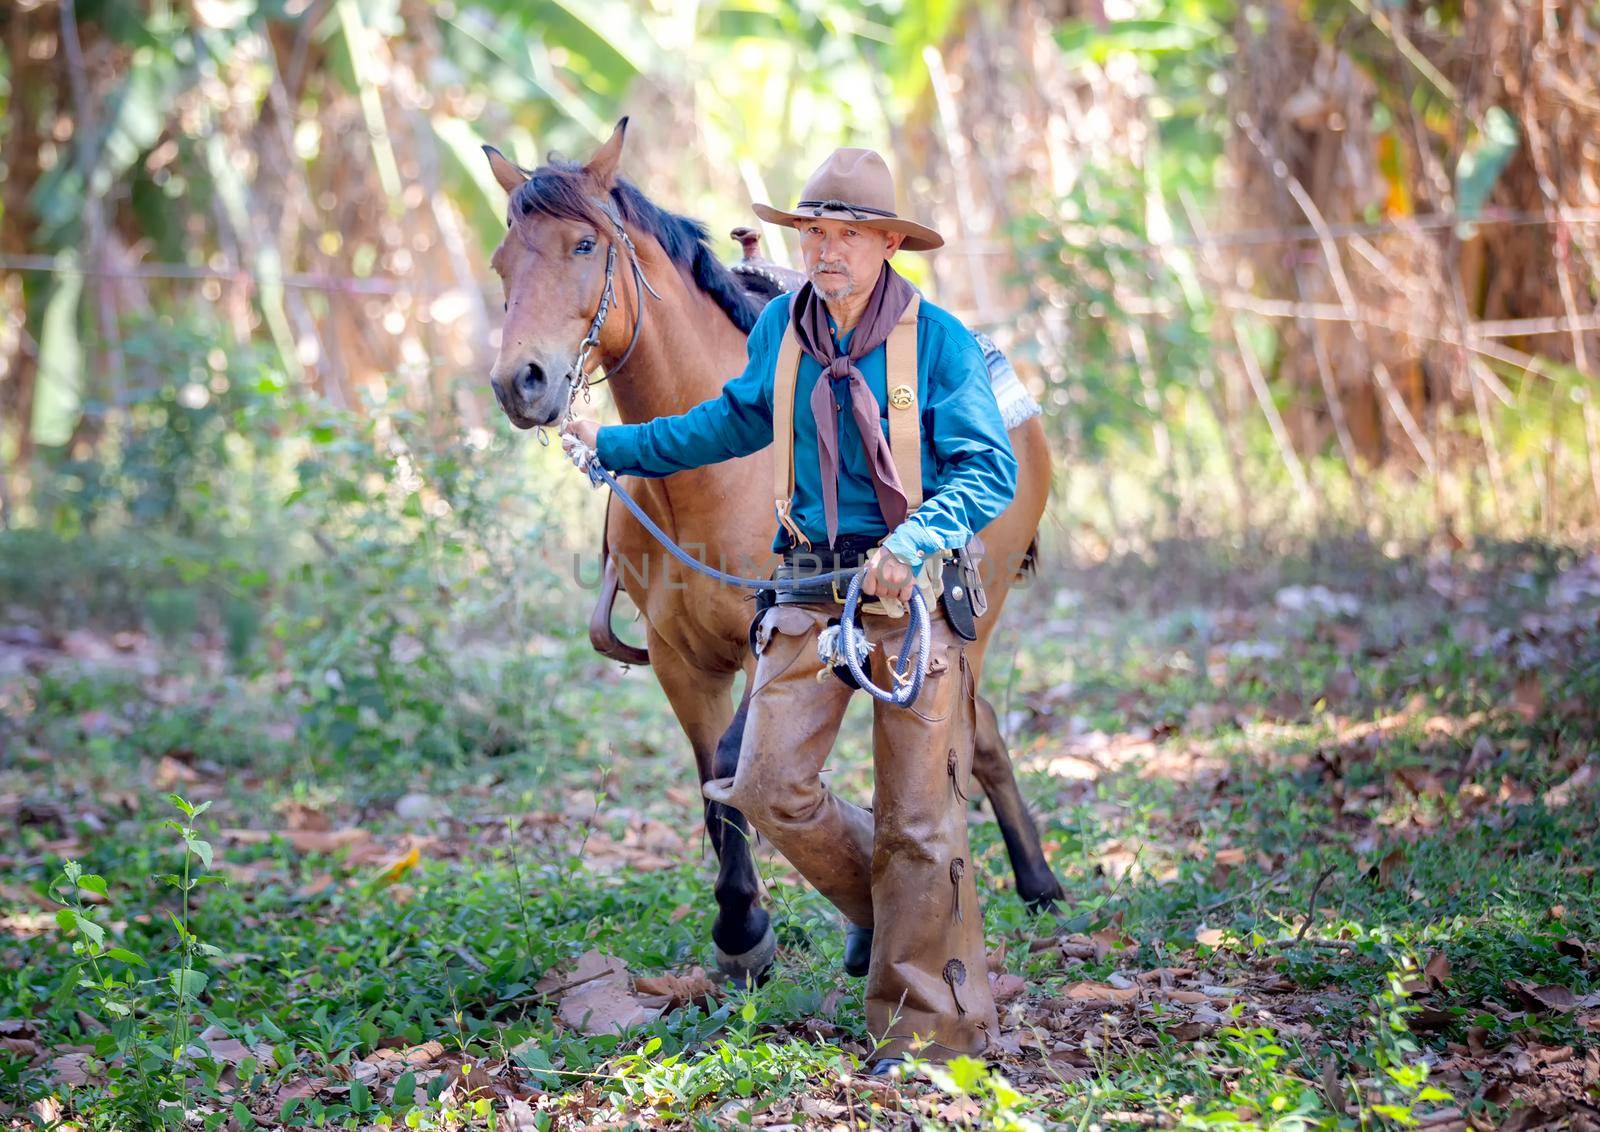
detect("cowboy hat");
top-left (753, 147), bottom-right (944, 252)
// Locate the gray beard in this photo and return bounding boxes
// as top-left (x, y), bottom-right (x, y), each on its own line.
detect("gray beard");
top-left (812, 273), bottom-right (855, 301)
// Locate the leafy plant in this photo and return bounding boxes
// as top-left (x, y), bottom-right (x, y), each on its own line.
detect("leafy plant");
top-left (47, 793), bottom-right (223, 1128)
top-left (915, 1053), bottom-right (1046, 1132)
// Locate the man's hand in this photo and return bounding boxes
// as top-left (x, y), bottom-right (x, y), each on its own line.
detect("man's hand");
top-left (862, 546), bottom-right (916, 604)
top-left (562, 417), bottom-right (600, 450)
top-left (559, 417), bottom-right (602, 479)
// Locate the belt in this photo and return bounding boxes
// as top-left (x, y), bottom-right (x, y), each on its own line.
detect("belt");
top-left (770, 537), bottom-right (880, 606)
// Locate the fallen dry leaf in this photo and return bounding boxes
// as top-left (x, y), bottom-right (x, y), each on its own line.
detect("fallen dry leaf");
top-left (1505, 980), bottom-right (1600, 1014)
top-left (192, 1036), bottom-right (259, 1066)
top-left (275, 1076), bottom-right (330, 1118)
top-left (1089, 929), bottom-right (1140, 961)
top-left (1322, 1054), bottom-right (1350, 1115)
top-left (1543, 763), bottom-right (1596, 809)
top-left (296, 873), bottom-right (336, 900)
top-left (371, 845), bottom-right (421, 888)
top-left (49, 1052), bottom-right (94, 1087)
top-left (1424, 951), bottom-right (1451, 990)
top-left (223, 827), bottom-right (371, 854)
top-left (985, 943), bottom-right (1006, 974)
top-left (989, 972), bottom-right (1026, 1004)
top-left (633, 968), bottom-right (718, 1011)
top-left (1058, 981), bottom-right (1140, 1005)
top-left (401, 1040), bottom-right (445, 1066)
top-left (277, 800), bottom-right (331, 832)
top-left (0, 882), bottom-right (58, 911)
top-left (1511, 674), bottom-right (1544, 722)
top-left (542, 950), bottom-right (660, 1036)
top-left (1136, 967), bottom-right (1195, 986)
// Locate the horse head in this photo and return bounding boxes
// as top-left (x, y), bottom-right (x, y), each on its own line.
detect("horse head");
top-left (483, 118), bottom-right (641, 429)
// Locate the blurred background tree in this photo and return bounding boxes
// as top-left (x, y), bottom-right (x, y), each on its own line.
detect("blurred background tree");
top-left (1, 0), bottom-right (1597, 558)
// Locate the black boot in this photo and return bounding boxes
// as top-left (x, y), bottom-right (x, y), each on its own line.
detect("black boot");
top-left (843, 922), bottom-right (873, 977)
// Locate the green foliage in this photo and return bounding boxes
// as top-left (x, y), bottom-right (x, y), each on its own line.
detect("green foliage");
top-left (608, 1020), bottom-right (845, 1119)
top-left (5, 533), bottom-right (1597, 1127)
top-left (45, 795), bottom-right (224, 1129)
top-left (40, 315), bottom-right (282, 536)
top-left (916, 1054), bottom-right (1044, 1131)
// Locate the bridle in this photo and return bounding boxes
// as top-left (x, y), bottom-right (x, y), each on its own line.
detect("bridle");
top-left (516, 193), bottom-right (662, 445)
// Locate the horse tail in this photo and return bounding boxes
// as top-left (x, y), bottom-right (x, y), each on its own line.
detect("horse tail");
top-left (1016, 532), bottom-right (1040, 581)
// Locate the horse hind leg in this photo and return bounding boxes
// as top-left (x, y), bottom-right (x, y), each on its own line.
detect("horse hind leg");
top-left (972, 692), bottom-right (1066, 910)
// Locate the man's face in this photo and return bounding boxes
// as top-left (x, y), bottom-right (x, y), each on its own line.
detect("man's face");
top-left (796, 217), bottom-right (903, 302)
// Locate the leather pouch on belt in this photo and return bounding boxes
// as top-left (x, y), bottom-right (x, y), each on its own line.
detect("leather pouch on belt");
top-left (938, 554), bottom-right (980, 642)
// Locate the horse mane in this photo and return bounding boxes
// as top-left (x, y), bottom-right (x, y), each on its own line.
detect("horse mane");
top-left (510, 158), bottom-right (764, 336)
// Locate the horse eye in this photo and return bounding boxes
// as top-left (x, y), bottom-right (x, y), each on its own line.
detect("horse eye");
top-left (575, 238), bottom-right (596, 256)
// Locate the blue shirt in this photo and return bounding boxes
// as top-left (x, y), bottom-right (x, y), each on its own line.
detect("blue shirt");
top-left (594, 293), bottom-right (1018, 571)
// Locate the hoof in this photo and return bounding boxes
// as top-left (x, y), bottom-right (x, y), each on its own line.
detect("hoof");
top-left (1022, 880), bottom-right (1067, 914)
top-left (843, 923), bottom-right (872, 978)
top-left (714, 923), bottom-right (776, 985)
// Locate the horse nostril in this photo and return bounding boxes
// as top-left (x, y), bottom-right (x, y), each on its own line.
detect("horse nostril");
top-left (516, 362), bottom-right (545, 398)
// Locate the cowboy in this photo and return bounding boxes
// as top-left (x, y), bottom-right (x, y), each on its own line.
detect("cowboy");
top-left (561, 147), bottom-right (1015, 1072)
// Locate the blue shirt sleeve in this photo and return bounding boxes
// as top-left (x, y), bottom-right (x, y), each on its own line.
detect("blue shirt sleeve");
top-left (880, 321), bottom-right (1019, 571)
top-left (595, 300), bottom-right (782, 477)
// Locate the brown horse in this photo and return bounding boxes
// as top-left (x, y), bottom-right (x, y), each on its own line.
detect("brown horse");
top-left (483, 120), bottom-right (1063, 976)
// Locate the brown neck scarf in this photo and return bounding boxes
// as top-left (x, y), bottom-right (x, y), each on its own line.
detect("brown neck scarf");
top-left (790, 262), bottom-right (916, 546)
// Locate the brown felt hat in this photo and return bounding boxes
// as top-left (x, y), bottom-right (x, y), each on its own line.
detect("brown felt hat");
top-left (753, 147), bottom-right (944, 252)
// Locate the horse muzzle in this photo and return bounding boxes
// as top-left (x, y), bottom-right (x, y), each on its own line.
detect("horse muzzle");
top-left (490, 359), bottom-right (569, 429)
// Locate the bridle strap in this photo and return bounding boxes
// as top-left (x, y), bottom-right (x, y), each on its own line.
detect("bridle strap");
top-left (571, 199), bottom-right (660, 396)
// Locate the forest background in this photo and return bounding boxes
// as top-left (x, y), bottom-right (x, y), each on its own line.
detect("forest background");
top-left (4, 1), bottom-right (1600, 1129)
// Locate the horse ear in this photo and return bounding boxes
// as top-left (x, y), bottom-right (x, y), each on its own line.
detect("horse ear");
top-left (483, 145), bottom-right (528, 195)
top-left (583, 117), bottom-right (629, 189)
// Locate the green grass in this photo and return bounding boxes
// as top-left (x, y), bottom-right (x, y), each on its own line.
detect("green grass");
top-left (3, 535), bottom-right (1599, 1129)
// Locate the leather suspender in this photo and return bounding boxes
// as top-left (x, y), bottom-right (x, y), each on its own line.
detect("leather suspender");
top-left (885, 294), bottom-right (922, 512)
top-left (771, 325), bottom-right (808, 548)
top-left (771, 295), bottom-right (923, 547)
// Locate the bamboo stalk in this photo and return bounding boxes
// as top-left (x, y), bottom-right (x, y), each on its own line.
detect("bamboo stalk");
top-left (923, 43), bottom-right (997, 324)
top-left (59, 0), bottom-right (125, 425)
top-left (1521, 70), bottom-right (1600, 509)
top-left (1175, 191), bottom-right (1250, 524)
top-left (1293, 266), bottom-right (1363, 490)
top-left (1344, 0), bottom-right (1459, 102)
top-left (1237, 112), bottom-right (1436, 471)
top-left (1185, 204), bottom-right (1313, 506)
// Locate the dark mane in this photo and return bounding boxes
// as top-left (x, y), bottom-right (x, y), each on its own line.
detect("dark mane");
top-left (510, 159), bottom-right (764, 336)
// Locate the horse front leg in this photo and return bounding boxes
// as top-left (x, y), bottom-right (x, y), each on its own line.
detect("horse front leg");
top-left (972, 692), bottom-right (1066, 910)
top-left (642, 630), bottom-right (772, 981)
top-left (706, 683), bottom-right (771, 978)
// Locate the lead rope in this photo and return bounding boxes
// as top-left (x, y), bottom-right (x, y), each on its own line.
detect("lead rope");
top-left (562, 436), bottom-right (931, 707)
